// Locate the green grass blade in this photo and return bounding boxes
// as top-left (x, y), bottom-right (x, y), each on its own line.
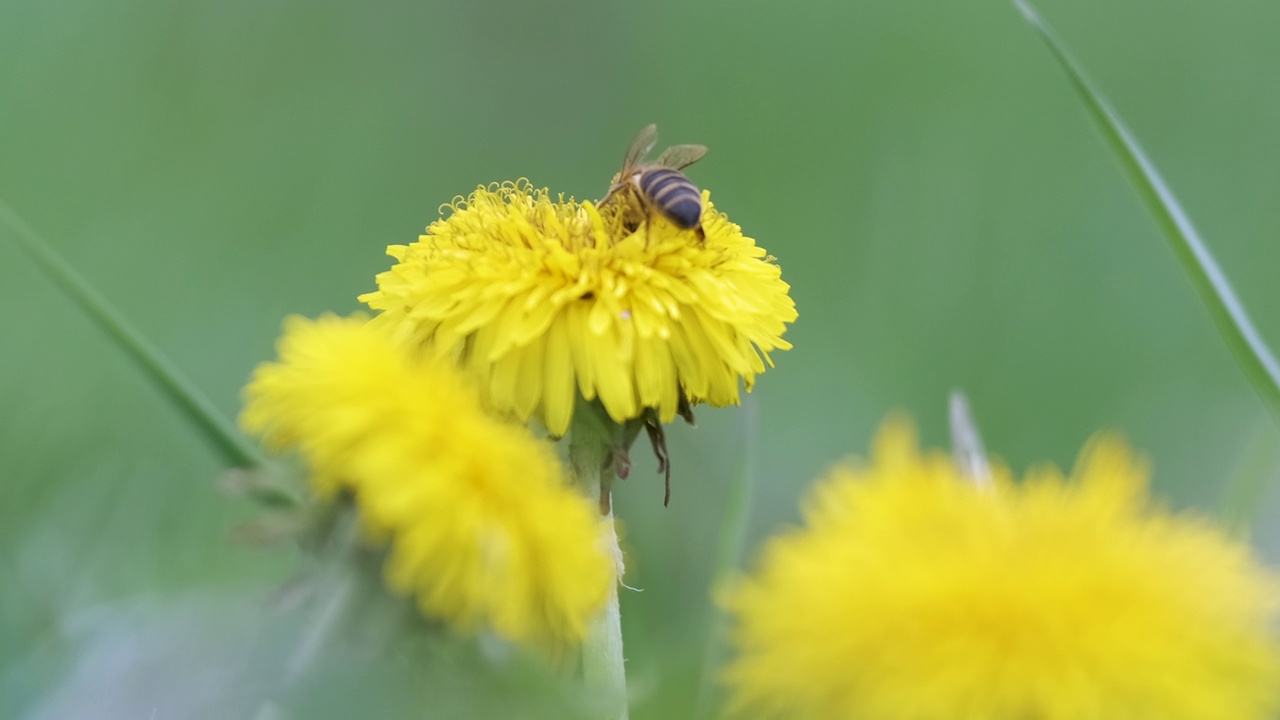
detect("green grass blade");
top-left (0, 199), bottom-right (263, 469)
top-left (949, 392), bottom-right (993, 488)
top-left (1016, 1), bottom-right (1280, 427)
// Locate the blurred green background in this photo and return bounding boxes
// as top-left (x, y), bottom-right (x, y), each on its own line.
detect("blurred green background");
top-left (3, 0), bottom-right (1280, 717)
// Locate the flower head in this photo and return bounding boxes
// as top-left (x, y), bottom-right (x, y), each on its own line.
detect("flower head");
top-left (722, 419), bottom-right (1280, 720)
top-left (358, 180), bottom-right (797, 436)
top-left (240, 314), bottom-right (614, 646)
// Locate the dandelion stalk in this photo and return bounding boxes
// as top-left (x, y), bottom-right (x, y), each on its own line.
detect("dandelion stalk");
top-left (1016, 1), bottom-right (1280, 427)
top-left (568, 399), bottom-right (630, 720)
top-left (0, 198), bottom-right (262, 469)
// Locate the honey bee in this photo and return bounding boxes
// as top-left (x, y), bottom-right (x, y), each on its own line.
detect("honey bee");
top-left (600, 124), bottom-right (708, 238)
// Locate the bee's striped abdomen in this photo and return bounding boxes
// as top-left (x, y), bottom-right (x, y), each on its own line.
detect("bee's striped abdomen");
top-left (637, 168), bottom-right (702, 229)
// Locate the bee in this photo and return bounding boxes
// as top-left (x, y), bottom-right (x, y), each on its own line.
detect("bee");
top-left (600, 124), bottom-right (708, 238)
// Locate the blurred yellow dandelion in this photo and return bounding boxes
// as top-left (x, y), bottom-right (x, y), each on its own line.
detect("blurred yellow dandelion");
top-left (722, 418), bottom-right (1280, 720)
top-left (240, 314), bottom-right (614, 646)
top-left (358, 180), bottom-right (797, 437)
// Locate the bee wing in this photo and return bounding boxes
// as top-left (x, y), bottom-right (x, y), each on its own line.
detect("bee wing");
top-left (623, 124), bottom-right (659, 170)
top-left (655, 144), bottom-right (708, 170)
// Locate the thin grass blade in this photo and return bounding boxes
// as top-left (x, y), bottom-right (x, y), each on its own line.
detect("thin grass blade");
top-left (1016, 1), bottom-right (1280, 426)
top-left (0, 199), bottom-right (264, 470)
top-left (949, 391), bottom-right (993, 489)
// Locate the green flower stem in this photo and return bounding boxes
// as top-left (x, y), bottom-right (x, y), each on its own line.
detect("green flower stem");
top-left (568, 399), bottom-right (629, 720)
top-left (0, 198), bottom-right (263, 470)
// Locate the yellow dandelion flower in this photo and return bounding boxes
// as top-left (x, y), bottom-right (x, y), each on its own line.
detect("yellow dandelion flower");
top-left (723, 419), bottom-right (1280, 720)
top-left (358, 180), bottom-right (797, 436)
top-left (240, 314), bottom-right (614, 646)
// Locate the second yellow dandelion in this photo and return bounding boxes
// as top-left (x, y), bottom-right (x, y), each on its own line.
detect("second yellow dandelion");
top-left (722, 419), bottom-right (1280, 720)
top-left (241, 314), bottom-right (615, 647)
